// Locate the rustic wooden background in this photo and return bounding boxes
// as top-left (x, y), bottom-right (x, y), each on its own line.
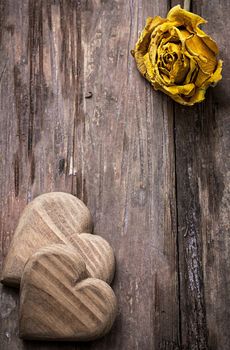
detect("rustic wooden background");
top-left (0, 0), bottom-right (229, 349)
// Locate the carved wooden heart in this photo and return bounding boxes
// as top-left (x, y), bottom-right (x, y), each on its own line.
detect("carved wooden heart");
top-left (2, 192), bottom-right (93, 286)
top-left (19, 244), bottom-right (117, 341)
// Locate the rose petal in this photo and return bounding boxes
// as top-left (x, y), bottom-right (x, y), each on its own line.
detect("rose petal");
top-left (185, 35), bottom-right (217, 74)
top-left (183, 56), bottom-right (198, 84)
top-left (196, 30), bottom-right (219, 54)
top-left (171, 57), bottom-right (190, 84)
top-left (167, 5), bottom-right (206, 31)
top-left (153, 83), bottom-right (195, 105)
top-left (195, 69), bottom-right (211, 87)
top-left (186, 87), bottom-right (206, 105)
top-left (203, 59), bottom-right (223, 87)
top-left (131, 16), bottom-right (167, 76)
top-left (161, 83), bottom-right (195, 96)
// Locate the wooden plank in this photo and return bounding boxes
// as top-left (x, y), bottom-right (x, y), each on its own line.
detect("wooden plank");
top-left (198, 6), bottom-right (230, 349)
top-left (0, 1), bottom-right (79, 349)
top-left (75, 1), bottom-right (180, 349)
top-left (171, 0), bottom-right (230, 349)
top-left (0, 0), bottom-right (180, 349)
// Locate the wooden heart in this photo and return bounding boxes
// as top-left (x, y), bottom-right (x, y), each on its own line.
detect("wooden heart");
top-left (2, 192), bottom-right (93, 287)
top-left (19, 244), bottom-right (117, 341)
top-left (69, 233), bottom-right (115, 284)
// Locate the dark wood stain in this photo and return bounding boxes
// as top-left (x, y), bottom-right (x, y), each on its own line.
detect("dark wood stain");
top-left (58, 158), bottom-right (65, 175)
top-left (0, 1), bottom-right (6, 45)
top-left (14, 153), bottom-right (20, 197)
top-left (0, 0), bottom-right (229, 349)
top-left (30, 153), bottom-right (36, 185)
top-left (14, 64), bottom-right (28, 144)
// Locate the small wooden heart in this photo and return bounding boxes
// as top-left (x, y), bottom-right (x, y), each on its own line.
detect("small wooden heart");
top-left (2, 192), bottom-right (93, 286)
top-left (19, 244), bottom-right (117, 341)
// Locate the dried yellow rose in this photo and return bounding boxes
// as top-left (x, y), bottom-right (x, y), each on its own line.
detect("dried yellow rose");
top-left (131, 5), bottom-right (222, 106)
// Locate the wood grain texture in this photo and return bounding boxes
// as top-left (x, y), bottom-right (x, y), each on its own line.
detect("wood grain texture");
top-left (1, 192), bottom-right (93, 286)
top-left (69, 233), bottom-right (115, 285)
top-left (171, 0), bottom-right (230, 349)
top-left (0, 0), bottom-right (229, 349)
top-left (19, 244), bottom-right (117, 341)
top-left (78, 1), bottom-right (179, 349)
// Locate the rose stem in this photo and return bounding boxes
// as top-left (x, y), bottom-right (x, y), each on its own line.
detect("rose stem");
top-left (184, 0), bottom-right (191, 11)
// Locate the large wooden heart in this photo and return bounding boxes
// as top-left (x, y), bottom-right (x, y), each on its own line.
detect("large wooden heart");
top-left (19, 244), bottom-right (117, 341)
top-left (1, 192), bottom-right (93, 286)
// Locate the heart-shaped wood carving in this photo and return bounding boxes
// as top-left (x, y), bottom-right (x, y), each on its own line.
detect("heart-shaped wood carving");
top-left (19, 244), bottom-right (117, 341)
top-left (2, 192), bottom-right (93, 286)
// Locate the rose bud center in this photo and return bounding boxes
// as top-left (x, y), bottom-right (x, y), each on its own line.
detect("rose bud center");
top-left (156, 40), bottom-right (190, 85)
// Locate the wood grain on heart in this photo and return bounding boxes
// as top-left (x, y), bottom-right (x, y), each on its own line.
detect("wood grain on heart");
top-left (69, 233), bottom-right (115, 284)
top-left (19, 244), bottom-right (117, 341)
top-left (2, 192), bottom-right (93, 286)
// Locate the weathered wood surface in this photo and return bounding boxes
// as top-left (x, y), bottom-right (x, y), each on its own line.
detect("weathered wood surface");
top-left (171, 1), bottom-right (230, 349)
top-left (0, 1), bottom-right (229, 349)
